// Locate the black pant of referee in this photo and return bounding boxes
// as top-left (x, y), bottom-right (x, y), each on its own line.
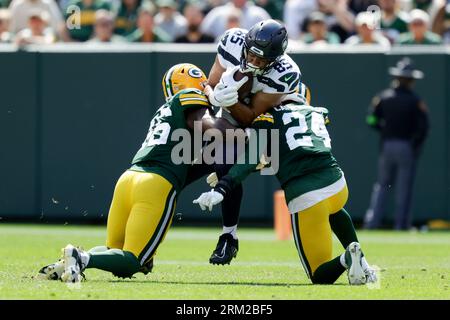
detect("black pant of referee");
top-left (365, 139), bottom-right (417, 230)
top-left (363, 58), bottom-right (429, 230)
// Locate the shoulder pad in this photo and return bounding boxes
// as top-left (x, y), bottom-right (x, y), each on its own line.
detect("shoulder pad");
top-left (217, 28), bottom-right (247, 68)
top-left (257, 55), bottom-right (301, 93)
top-left (176, 89), bottom-right (209, 108)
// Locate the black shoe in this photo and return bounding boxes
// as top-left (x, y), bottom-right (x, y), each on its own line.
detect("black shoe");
top-left (209, 233), bottom-right (238, 265)
top-left (140, 258), bottom-right (154, 275)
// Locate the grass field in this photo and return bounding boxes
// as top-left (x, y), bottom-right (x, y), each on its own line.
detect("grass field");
top-left (0, 224), bottom-right (448, 300)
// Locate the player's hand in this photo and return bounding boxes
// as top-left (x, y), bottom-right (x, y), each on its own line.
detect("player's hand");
top-left (206, 172), bottom-right (219, 187)
top-left (193, 190), bottom-right (224, 211)
top-left (206, 83), bottom-right (238, 107)
top-left (220, 66), bottom-right (249, 90)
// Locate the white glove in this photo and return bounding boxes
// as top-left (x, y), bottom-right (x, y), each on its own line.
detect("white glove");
top-left (205, 83), bottom-right (238, 107)
top-left (193, 190), bottom-right (224, 211)
top-left (220, 66), bottom-right (249, 90)
top-left (206, 172), bottom-right (218, 187)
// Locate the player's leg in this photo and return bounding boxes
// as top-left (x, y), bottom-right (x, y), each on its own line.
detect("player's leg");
top-left (61, 172), bottom-right (176, 282)
top-left (329, 208), bottom-right (377, 282)
top-left (209, 161), bottom-right (242, 265)
top-left (38, 171), bottom-right (133, 281)
top-left (291, 185), bottom-right (349, 284)
top-left (105, 170), bottom-right (134, 249)
top-left (209, 137), bottom-right (243, 265)
top-left (292, 202), bottom-right (340, 284)
top-left (329, 208), bottom-right (358, 249)
top-left (122, 172), bottom-right (176, 270)
top-left (291, 183), bottom-right (372, 285)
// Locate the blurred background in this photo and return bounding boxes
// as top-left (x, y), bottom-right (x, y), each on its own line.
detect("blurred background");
top-left (0, 0), bottom-right (449, 229)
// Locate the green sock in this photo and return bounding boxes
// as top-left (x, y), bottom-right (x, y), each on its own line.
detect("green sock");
top-left (311, 256), bottom-right (346, 284)
top-left (329, 208), bottom-right (359, 249)
top-left (87, 249), bottom-right (141, 278)
top-left (88, 246), bottom-right (109, 253)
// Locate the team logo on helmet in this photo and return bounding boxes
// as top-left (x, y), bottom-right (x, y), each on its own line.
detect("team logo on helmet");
top-left (188, 67), bottom-right (203, 78)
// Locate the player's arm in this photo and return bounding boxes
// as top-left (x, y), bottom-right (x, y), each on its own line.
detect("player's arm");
top-left (185, 106), bottom-right (236, 134)
top-left (206, 55), bottom-right (226, 88)
top-left (193, 116), bottom-right (272, 211)
top-left (228, 92), bottom-right (285, 127)
top-left (177, 90), bottom-right (236, 134)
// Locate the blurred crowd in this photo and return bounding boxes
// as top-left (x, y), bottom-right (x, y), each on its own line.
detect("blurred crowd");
top-left (0, 0), bottom-right (449, 46)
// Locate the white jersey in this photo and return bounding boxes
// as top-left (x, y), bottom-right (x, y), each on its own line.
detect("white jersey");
top-left (217, 28), bottom-right (302, 95)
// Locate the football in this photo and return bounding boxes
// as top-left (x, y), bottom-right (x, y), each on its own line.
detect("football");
top-left (233, 69), bottom-right (253, 102)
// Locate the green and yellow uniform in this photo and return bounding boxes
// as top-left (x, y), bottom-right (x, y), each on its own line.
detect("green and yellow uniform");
top-left (106, 88), bottom-right (209, 266)
top-left (114, 3), bottom-right (140, 36)
top-left (222, 103), bottom-right (348, 278)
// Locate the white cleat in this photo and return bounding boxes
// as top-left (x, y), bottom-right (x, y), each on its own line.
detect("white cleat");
top-left (37, 260), bottom-right (65, 280)
top-left (61, 244), bottom-right (86, 283)
top-left (365, 267), bottom-right (378, 284)
top-left (345, 242), bottom-right (367, 285)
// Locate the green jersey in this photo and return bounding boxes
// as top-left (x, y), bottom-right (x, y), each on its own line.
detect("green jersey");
top-left (228, 103), bottom-right (342, 204)
top-left (130, 88), bottom-right (209, 191)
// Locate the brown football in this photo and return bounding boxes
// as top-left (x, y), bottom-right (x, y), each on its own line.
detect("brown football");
top-left (233, 69), bottom-right (253, 102)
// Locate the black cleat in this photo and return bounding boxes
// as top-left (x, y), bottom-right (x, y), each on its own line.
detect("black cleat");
top-left (209, 233), bottom-right (238, 265)
top-left (140, 258), bottom-right (154, 275)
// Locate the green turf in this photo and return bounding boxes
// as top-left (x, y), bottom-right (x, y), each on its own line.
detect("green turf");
top-left (0, 224), bottom-right (448, 299)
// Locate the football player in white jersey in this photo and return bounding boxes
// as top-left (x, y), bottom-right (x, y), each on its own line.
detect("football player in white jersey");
top-left (202, 19), bottom-right (303, 265)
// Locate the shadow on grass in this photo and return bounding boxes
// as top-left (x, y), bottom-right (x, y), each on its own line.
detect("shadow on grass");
top-left (101, 279), bottom-right (347, 287)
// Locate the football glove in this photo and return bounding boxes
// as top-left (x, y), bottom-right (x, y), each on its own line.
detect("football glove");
top-left (193, 190), bottom-right (224, 212)
top-left (205, 83), bottom-right (238, 107)
top-left (220, 65), bottom-right (249, 90)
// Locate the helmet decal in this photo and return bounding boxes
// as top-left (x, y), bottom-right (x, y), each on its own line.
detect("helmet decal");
top-left (249, 46), bottom-right (264, 56)
top-left (188, 67), bottom-right (203, 78)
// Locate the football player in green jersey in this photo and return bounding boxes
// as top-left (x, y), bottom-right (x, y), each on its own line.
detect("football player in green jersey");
top-left (194, 84), bottom-right (377, 285)
top-left (38, 63), bottom-right (237, 282)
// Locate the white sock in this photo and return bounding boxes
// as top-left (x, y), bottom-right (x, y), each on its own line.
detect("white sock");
top-left (340, 252), bottom-right (347, 268)
top-left (223, 225), bottom-right (238, 239)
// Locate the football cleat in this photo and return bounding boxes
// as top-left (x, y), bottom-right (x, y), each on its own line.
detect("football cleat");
top-left (139, 258), bottom-right (154, 275)
top-left (365, 267), bottom-right (378, 283)
top-left (209, 233), bottom-right (238, 265)
top-left (37, 260), bottom-right (64, 280)
top-left (61, 244), bottom-right (87, 283)
top-left (345, 242), bottom-right (367, 285)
